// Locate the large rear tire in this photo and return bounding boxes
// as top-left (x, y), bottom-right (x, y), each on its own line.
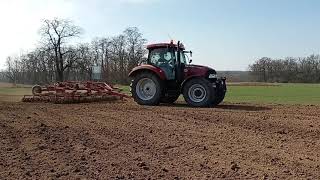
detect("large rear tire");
top-left (130, 72), bottom-right (162, 106)
top-left (183, 78), bottom-right (215, 107)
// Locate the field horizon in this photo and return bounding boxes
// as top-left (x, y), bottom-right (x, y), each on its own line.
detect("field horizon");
top-left (1, 82), bottom-right (319, 105)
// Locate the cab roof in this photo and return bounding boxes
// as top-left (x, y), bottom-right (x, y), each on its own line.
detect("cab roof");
top-left (147, 42), bottom-right (185, 50)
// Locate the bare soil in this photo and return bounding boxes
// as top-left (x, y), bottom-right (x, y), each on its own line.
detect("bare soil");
top-left (0, 100), bottom-right (319, 179)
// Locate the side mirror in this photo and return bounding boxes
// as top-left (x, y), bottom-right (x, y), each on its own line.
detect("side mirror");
top-left (189, 59), bottom-right (192, 64)
top-left (190, 51), bottom-right (192, 57)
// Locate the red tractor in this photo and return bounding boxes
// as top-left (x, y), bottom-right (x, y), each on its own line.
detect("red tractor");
top-left (128, 41), bottom-right (226, 107)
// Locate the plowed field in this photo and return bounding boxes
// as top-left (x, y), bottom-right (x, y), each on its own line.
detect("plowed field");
top-left (0, 100), bottom-right (319, 179)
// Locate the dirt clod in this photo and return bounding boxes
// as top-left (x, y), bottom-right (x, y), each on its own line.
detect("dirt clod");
top-left (231, 162), bottom-right (240, 171)
top-left (137, 162), bottom-right (146, 167)
top-left (162, 168), bottom-right (169, 172)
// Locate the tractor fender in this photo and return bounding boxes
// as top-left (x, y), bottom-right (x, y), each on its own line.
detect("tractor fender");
top-left (128, 65), bottom-right (166, 80)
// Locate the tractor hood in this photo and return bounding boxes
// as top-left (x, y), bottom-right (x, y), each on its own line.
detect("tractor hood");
top-left (184, 64), bottom-right (217, 78)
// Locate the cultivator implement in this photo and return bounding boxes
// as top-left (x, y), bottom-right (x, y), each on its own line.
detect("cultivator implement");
top-left (22, 81), bottom-right (130, 103)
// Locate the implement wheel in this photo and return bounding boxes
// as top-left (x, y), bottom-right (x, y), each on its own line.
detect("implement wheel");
top-left (32, 85), bottom-right (42, 95)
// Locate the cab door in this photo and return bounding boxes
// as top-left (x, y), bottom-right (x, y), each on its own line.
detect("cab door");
top-left (149, 48), bottom-right (175, 80)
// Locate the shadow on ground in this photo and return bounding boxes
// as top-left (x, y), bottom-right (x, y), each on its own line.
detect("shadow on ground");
top-left (159, 102), bottom-right (271, 111)
top-left (215, 104), bottom-right (271, 111)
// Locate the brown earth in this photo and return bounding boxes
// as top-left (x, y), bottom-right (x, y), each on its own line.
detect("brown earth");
top-left (0, 100), bottom-right (319, 179)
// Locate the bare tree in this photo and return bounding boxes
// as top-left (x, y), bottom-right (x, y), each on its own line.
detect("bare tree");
top-left (249, 55), bottom-right (320, 83)
top-left (5, 57), bottom-right (17, 84)
top-left (3, 24), bottom-right (148, 85)
top-left (99, 38), bottom-right (112, 82)
top-left (39, 18), bottom-right (82, 81)
top-left (124, 27), bottom-right (147, 72)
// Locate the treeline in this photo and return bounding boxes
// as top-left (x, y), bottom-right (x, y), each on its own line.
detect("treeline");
top-left (3, 18), bottom-right (146, 85)
top-left (249, 55), bottom-right (320, 83)
top-left (218, 71), bottom-right (251, 82)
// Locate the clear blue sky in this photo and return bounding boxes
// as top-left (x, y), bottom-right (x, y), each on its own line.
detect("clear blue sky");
top-left (1, 0), bottom-right (320, 70)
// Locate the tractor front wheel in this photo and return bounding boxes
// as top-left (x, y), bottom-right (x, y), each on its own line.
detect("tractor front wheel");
top-left (211, 90), bottom-right (226, 106)
top-left (183, 78), bottom-right (215, 107)
top-left (211, 80), bottom-right (227, 106)
top-left (130, 72), bottom-right (162, 106)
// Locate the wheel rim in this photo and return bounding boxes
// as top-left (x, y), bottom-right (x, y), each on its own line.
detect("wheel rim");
top-left (136, 78), bottom-right (157, 101)
top-left (188, 84), bottom-right (207, 103)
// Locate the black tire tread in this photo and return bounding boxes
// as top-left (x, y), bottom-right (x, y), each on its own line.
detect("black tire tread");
top-left (211, 91), bottom-right (226, 106)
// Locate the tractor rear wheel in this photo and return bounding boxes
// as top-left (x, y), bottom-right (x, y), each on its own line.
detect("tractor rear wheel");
top-left (130, 72), bottom-right (162, 105)
top-left (183, 78), bottom-right (215, 107)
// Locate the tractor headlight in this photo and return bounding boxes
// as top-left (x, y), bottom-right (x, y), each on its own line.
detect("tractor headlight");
top-left (208, 74), bottom-right (217, 79)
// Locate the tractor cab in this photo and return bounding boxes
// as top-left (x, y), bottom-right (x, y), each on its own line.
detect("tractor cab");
top-left (146, 41), bottom-right (188, 81)
top-left (129, 41), bottom-right (227, 107)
